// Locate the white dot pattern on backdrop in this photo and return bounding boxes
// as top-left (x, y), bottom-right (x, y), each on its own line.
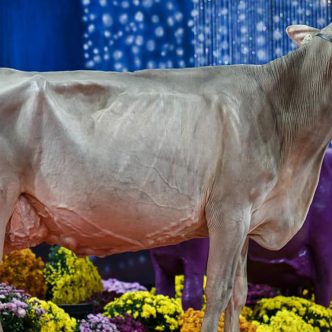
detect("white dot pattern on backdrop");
top-left (82, 0), bottom-right (194, 71)
top-left (192, 0), bottom-right (332, 66)
top-left (82, 0), bottom-right (332, 70)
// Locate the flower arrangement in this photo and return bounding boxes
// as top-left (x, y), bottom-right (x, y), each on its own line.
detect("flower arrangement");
top-left (179, 308), bottom-right (257, 332)
top-left (104, 291), bottom-right (183, 331)
top-left (87, 278), bottom-right (146, 314)
top-left (0, 249), bottom-right (46, 298)
top-left (44, 246), bottom-right (103, 304)
top-left (0, 283), bottom-right (44, 332)
top-left (28, 297), bottom-right (77, 332)
top-left (254, 309), bottom-right (317, 332)
top-left (103, 278), bottom-right (147, 295)
top-left (252, 296), bottom-right (332, 331)
top-left (78, 313), bottom-right (118, 332)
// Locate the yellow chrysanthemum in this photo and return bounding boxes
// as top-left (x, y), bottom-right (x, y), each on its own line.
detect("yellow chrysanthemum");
top-left (252, 296), bottom-right (332, 332)
top-left (179, 308), bottom-right (257, 332)
top-left (0, 249), bottom-right (47, 298)
top-left (104, 290), bottom-right (183, 331)
top-left (255, 309), bottom-right (318, 332)
top-left (44, 247), bottom-right (102, 304)
top-left (28, 297), bottom-right (77, 332)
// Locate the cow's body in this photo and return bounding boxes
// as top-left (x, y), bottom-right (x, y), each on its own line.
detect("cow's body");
top-left (0, 24), bottom-right (332, 332)
top-left (3, 63), bottom-right (311, 255)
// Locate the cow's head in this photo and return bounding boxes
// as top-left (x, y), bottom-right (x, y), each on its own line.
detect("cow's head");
top-left (286, 23), bottom-right (332, 47)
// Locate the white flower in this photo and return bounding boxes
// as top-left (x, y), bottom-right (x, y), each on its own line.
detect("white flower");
top-left (17, 308), bottom-right (26, 318)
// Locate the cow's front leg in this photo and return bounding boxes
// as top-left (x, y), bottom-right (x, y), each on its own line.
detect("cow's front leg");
top-left (224, 239), bottom-right (249, 331)
top-left (201, 204), bottom-right (249, 332)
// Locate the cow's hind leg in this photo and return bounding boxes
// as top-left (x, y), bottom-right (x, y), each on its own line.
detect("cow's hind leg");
top-left (201, 204), bottom-right (249, 332)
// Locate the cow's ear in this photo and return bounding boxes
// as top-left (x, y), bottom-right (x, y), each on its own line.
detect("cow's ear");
top-left (286, 25), bottom-right (320, 46)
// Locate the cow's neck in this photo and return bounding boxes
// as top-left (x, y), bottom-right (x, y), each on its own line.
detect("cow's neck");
top-left (262, 39), bottom-right (332, 161)
top-left (248, 41), bottom-right (332, 245)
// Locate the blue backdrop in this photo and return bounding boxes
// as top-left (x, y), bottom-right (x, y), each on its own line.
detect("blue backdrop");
top-left (0, 0), bottom-right (84, 70)
top-left (1, 0), bottom-right (332, 71)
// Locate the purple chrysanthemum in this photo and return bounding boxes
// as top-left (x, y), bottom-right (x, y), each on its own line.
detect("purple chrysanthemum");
top-left (79, 313), bottom-right (118, 332)
top-left (102, 278), bottom-right (147, 295)
top-left (109, 314), bottom-right (147, 332)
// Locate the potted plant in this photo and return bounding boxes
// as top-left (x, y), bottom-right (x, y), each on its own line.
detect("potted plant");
top-left (0, 249), bottom-right (46, 299)
top-left (44, 246), bottom-right (102, 319)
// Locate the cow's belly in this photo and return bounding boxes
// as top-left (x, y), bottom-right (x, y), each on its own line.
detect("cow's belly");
top-left (5, 189), bottom-right (208, 256)
top-left (46, 185), bottom-right (208, 255)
